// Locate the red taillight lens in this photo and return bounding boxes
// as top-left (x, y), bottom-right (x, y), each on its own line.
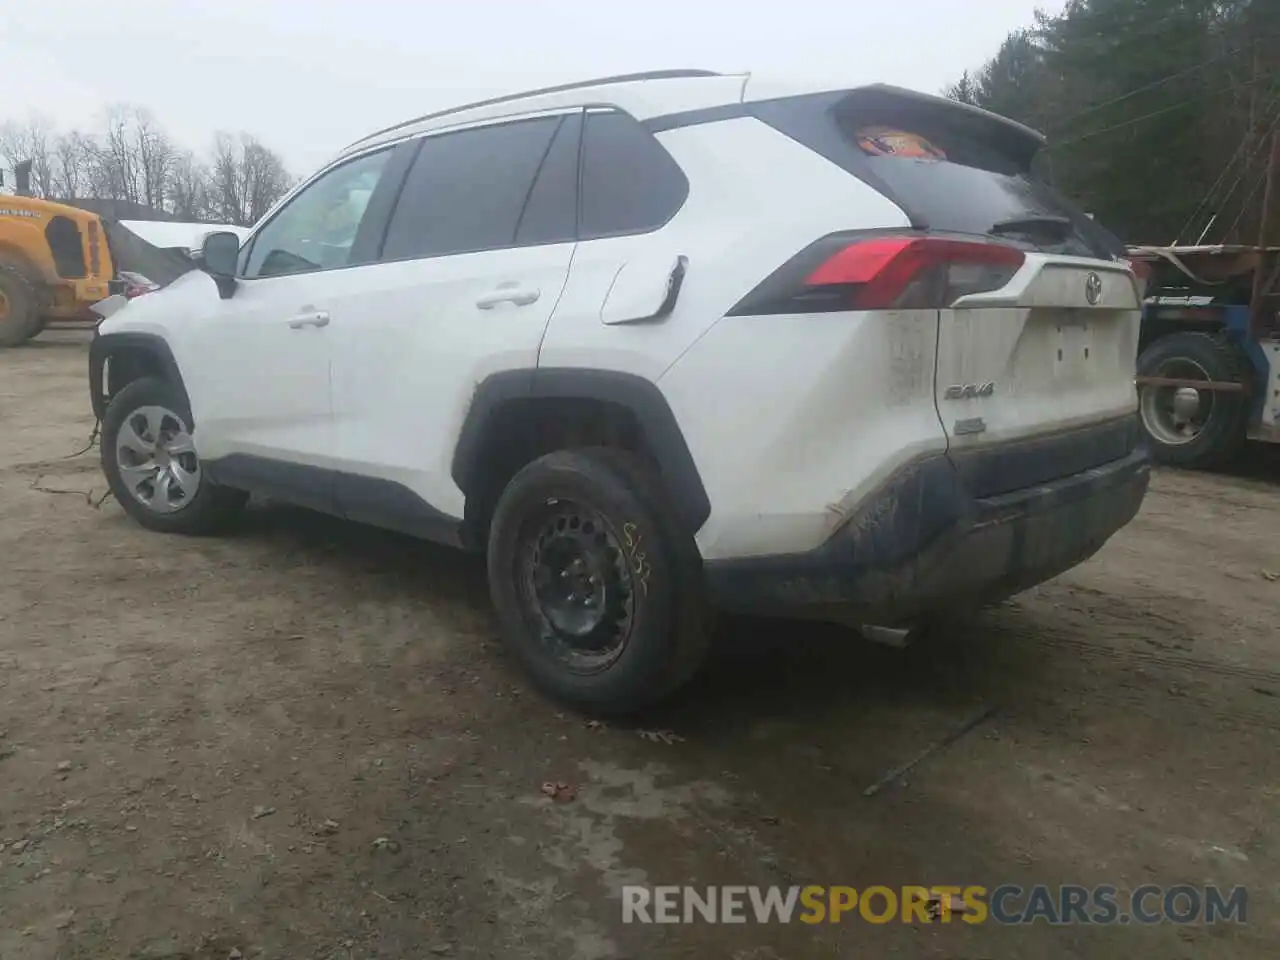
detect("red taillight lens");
top-left (118, 272), bottom-right (158, 299)
top-left (804, 236), bottom-right (1025, 310)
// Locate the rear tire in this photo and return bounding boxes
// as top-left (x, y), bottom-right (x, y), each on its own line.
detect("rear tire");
top-left (101, 377), bottom-right (248, 535)
top-left (487, 447), bottom-right (711, 716)
top-left (0, 263), bottom-right (43, 347)
top-left (1137, 332), bottom-right (1249, 469)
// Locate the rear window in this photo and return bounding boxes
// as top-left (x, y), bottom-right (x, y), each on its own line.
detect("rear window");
top-left (753, 91), bottom-right (1124, 261)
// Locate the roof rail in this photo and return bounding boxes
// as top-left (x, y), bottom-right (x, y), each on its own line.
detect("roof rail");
top-left (344, 69), bottom-right (723, 152)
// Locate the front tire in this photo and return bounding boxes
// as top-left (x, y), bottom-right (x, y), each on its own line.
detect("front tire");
top-left (0, 263), bottom-right (43, 347)
top-left (487, 448), bottom-right (711, 716)
top-left (101, 377), bottom-right (247, 534)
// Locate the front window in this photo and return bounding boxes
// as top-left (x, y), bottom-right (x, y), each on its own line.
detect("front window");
top-left (242, 148), bottom-right (392, 279)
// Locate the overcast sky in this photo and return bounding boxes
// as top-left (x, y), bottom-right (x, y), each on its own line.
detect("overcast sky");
top-left (1, 0), bottom-right (1061, 175)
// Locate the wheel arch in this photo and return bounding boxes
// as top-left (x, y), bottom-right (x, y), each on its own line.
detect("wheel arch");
top-left (451, 368), bottom-right (712, 546)
top-left (89, 332), bottom-right (189, 422)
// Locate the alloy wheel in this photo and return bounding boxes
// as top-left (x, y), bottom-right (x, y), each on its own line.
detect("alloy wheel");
top-left (115, 405), bottom-right (202, 514)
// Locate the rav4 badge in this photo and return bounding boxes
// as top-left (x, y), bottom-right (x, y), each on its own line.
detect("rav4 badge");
top-left (943, 382), bottom-right (996, 400)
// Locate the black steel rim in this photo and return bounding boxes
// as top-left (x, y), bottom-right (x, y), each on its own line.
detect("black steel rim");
top-left (516, 498), bottom-right (637, 673)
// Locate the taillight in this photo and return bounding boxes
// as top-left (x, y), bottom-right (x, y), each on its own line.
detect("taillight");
top-left (118, 271), bottom-right (159, 299)
top-left (727, 234), bottom-right (1026, 316)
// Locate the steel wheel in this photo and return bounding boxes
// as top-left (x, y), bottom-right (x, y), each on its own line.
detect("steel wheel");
top-left (516, 499), bottom-right (636, 674)
top-left (114, 404), bottom-right (202, 514)
top-left (1139, 357), bottom-right (1215, 447)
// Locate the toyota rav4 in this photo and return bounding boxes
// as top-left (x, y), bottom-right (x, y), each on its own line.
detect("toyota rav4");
top-left (88, 70), bottom-right (1150, 714)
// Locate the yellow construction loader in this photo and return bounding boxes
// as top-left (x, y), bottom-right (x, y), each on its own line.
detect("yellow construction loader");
top-left (0, 191), bottom-right (123, 346)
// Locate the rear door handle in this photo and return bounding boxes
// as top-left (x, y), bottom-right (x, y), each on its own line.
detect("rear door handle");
top-left (476, 285), bottom-right (540, 310)
top-left (288, 310), bottom-right (330, 329)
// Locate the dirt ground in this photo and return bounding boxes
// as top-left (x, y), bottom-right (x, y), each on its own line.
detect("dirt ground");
top-left (0, 332), bottom-right (1277, 960)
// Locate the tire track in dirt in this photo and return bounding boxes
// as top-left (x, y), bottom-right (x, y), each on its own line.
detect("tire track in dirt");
top-left (1035, 630), bottom-right (1280, 685)
top-left (974, 616), bottom-right (1280, 729)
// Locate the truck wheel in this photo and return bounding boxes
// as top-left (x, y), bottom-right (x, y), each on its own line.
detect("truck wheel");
top-left (487, 447), bottom-right (711, 716)
top-left (101, 377), bottom-right (248, 534)
top-left (1137, 332), bottom-right (1249, 469)
top-left (0, 263), bottom-right (43, 347)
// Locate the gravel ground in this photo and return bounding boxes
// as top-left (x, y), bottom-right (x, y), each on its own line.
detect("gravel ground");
top-left (1, 332), bottom-right (1277, 959)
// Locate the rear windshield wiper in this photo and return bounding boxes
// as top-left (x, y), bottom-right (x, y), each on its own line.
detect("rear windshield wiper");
top-left (988, 215), bottom-right (1073, 243)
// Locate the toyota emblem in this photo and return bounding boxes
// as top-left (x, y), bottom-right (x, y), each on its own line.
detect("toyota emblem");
top-left (1085, 272), bottom-right (1103, 305)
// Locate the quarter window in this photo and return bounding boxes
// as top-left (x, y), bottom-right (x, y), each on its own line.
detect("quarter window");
top-left (579, 110), bottom-right (688, 239)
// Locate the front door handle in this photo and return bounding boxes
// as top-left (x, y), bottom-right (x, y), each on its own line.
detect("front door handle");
top-left (475, 284), bottom-right (540, 310)
top-left (288, 310), bottom-right (331, 329)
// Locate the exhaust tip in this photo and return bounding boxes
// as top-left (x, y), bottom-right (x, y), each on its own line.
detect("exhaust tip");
top-left (859, 624), bottom-right (916, 648)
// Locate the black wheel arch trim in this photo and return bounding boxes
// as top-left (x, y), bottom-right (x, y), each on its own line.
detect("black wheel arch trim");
top-left (451, 368), bottom-right (712, 535)
top-left (89, 331), bottom-right (189, 421)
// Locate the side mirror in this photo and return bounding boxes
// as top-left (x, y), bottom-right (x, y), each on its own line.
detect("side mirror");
top-left (198, 231), bottom-right (241, 300)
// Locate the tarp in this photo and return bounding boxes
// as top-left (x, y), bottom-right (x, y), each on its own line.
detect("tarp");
top-left (102, 220), bottom-right (198, 287)
top-left (118, 220), bottom-right (251, 255)
top-left (101, 220), bottom-right (250, 289)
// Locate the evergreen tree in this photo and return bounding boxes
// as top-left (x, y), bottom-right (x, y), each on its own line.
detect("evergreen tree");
top-left (950, 0), bottom-right (1280, 245)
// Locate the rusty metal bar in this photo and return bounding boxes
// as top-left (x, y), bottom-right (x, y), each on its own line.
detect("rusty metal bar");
top-left (1134, 375), bottom-right (1248, 393)
top-left (1253, 130), bottom-right (1280, 335)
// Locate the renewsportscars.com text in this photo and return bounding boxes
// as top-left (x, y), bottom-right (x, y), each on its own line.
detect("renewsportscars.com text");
top-left (622, 884), bottom-right (1248, 925)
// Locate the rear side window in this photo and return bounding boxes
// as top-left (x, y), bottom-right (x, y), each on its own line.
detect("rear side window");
top-left (382, 116), bottom-right (562, 261)
top-left (515, 111), bottom-right (581, 247)
top-left (579, 110), bottom-right (688, 239)
top-left (753, 92), bottom-right (1123, 260)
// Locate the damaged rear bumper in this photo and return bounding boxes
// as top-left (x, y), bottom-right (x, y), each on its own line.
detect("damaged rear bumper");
top-left (704, 431), bottom-right (1151, 623)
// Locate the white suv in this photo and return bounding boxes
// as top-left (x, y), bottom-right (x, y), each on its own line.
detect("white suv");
top-left (89, 70), bottom-right (1150, 713)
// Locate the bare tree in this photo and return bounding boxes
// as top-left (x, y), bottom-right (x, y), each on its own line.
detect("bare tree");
top-left (91, 105), bottom-right (142, 203)
top-left (168, 151), bottom-right (212, 220)
top-left (2, 103), bottom-right (295, 223)
top-left (211, 132), bottom-right (293, 226)
top-left (0, 117), bottom-right (55, 197)
top-left (52, 132), bottom-right (92, 200)
top-left (134, 109), bottom-right (174, 212)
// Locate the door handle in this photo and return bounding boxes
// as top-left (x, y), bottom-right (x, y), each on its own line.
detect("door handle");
top-left (475, 285), bottom-right (540, 310)
top-left (287, 310), bottom-right (331, 329)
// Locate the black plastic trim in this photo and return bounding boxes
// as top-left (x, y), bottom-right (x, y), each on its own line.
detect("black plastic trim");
top-left (949, 415), bottom-right (1141, 500)
top-left (451, 368), bottom-right (711, 534)
top-left (643, 102), bottom-right (749, 133)
top-left (351, 138), bottom-right (423, 266)
top-left (204, 455), bottom-right (338, 515)
top-left (89, 332), bottom-right (188, 421)
top-left (705, 446), bottom-right (1150, 622)
top-left (334, 472), bottom-right (464, 547)
top-left (203, 455), bottom-right (465, 548)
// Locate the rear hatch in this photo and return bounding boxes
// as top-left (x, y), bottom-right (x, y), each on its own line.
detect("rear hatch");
top-left (749, 84), bottom-right (1143, 496)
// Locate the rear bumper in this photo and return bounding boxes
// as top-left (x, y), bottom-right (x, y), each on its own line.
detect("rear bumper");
top-left (704, 430), bottom-right (1150, 622)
